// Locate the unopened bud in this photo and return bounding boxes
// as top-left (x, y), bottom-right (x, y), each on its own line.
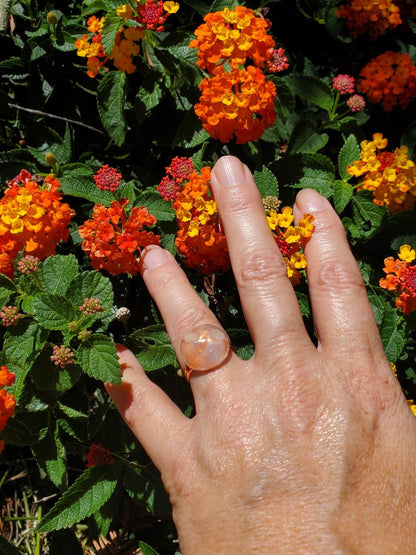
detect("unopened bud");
top-left (262, 195), bottom-right (282, 213)
top-left (78, 329), bottom-right (92, 342)
top-left (47, 11), bottom-right (58, 26)
top-left (45, 151), bottom-right (57, 167)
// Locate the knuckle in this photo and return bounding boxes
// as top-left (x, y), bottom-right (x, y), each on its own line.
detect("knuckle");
top-left (240, 248), bottom-right (287, 285)
top-left (173, 305), bottom-right (210, 337)
top-left (314, 259), bottom-right (365, 294)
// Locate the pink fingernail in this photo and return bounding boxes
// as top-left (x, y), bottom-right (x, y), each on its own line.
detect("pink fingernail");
top-left (140, 246), bottom-right (170, 271)
top-left (296, 189), bottom-right (329, 213)
top-left (212, 156), bottom-right (246, 187)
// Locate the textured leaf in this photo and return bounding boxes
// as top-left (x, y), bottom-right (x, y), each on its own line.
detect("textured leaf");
top-left (66, 271), bottom-right (113, 310)
top-left (139, 190), bottom-right (175, 222)
top-left (76, 334), bottom-right (121, 384)
top-left (127, 325), bottom-right (170, 349)
top-left (333, 180), bottom-right (353, 214)
top-left (33, 294), bottom-right (76, 330)
top-left (32, 423), bottom-right (68, 490)
top-left (60, 173), bottom-right (113, 206)
top-left (291, 167), bottom-right (334, 197)
top-left (40, 254), bottom-right (79, 295)
top-left (37, 465), bottom-right (118, 532)
top-left (254, 166), bottom-right (279, 198)
top-left (284, 74), bottom-right (334, 111)
top-left (352, 192), bottom-right (387, 238)
top-left (287, 122), bottom-right (328, 154)
top-left (380, 306), bottom-right (406, 362)
top-left (3, 320), bottom-right (48, 367)
top-left (136, 345), bottom-right (176, 372)
top-left (101, 11), bottom-right (123, 55)
top-left (97, 71), bottom-right (127, 146)
top-left (338, 134), bottom-right (360, 181)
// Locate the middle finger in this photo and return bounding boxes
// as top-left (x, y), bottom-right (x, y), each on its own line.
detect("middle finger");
top-left (210, 156), bottom-right (313, 360)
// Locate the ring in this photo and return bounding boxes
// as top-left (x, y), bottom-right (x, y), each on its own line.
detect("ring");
top-left (180, 324), bottom-right (231, 381)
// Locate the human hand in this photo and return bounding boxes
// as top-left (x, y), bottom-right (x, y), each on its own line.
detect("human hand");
top-left (106, 156), bottom-right (416, 554)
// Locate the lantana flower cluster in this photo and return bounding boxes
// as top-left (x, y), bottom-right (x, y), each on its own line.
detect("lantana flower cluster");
top-left (86, 443), bottom-right (114, 468)
top-left (337, 0), bottom-right (403, 39)
top-left (332, 74), bottom-right (366, 113)
top-left (158, 159), bottom-right (229, 274)
top-left (264, 199), bottom-right (314, 285)
top-left (0, 170), bottom-right (73, 278)
top-left (78, 198), bottom-right (160, 275)
top-left (94, 165), bottom-right (122, 192)
top-left (357, 52), bottom-right (416, 111)
top-left (190, 6), bottom-right (288, 143)
top-left (347, 133), bottom-right (416, 212)
top-left (157, 156), bottom-right (195, 201)
top-left (380, 244), bottom-right (416, 314)
top-left (0, 366), bottom-right (16, 455)
top-left (75, 0), bottom-right (179, 77)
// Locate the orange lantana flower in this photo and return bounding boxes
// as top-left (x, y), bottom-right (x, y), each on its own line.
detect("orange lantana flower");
top-left (357, 52), bottom-right (416, 111)
top-left (0, 366), bottom-right (15, 440)
top-left (173, 167), bottom-right (230, 274)
top-left (347, 133), bottom-right (416, 212)
top-left (190, 6), bottom-right (275, 73)
top-left (78, 198), bottom-right (160, 275)
top-left (266, 204), bottom-right (314, 285)
top-left (380, 245), bottom-right (416, 314)
top-left (194, 65), bottom-right (276, 144)
top-left (0, 170), bottom-right (73, 278)
top-left (337, 0), bottom-right (402, 39)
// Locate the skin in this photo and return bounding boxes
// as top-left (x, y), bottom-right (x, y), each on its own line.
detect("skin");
top-left (106, 156), bottom-right (416, 554)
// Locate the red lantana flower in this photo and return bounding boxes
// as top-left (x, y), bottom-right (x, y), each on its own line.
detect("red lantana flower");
top-left (86, 443), bottom-right (114, 467)
top-left (78, 199), bottom-right (160, 275)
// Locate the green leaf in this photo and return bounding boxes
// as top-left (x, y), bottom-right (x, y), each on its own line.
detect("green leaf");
top-left (338, 134), bottom-right (360, 181)
top-left (287, 122), bottom-right (328, 154)
top-left (333, 180), bottom-right (353, 214)
top-left (0, 273), bottom-right (18, 291)
top-left (101, 11), bottom-right (123, 55)
top-left (139, 190), bottom-right (175, 222)
top-left (284, 74), bottom-right (334, 111)
top-left (136, 75), bottom-right (163, 120)
top-left (136, 345), bottom-right (176, 372)
top-left (66, 271), bottom-right (114, 310)
top-left (32, 422), bottom-right (68, 490)
top-left (254, 166), bottom-right (279, 198)
top-left (37, 465), bottom-right (118, 533)
top-left (123, 465), bottom-right (171, 515)
top-left (173, 109), bottom-right (210, 148)
top-left (76, 334), bottom-right (121, 384)
top-left (31, 349), bottom-right (82, 392)
top-left (380, 306), bottom-right (406, 362)
top-left (127, 324), bottom-right (170, 349)
top-left (59, 173), bottom-right (113, 206)
top-left (3, 320), bottom-right (48, 367)
top-left (40, 255), bottom-right (79, 295)
top-left (0, 536), bottom-right (21, 555)
top-left (139, 542), bottom-right (161, 555)
top-left (33, 294), bottom-right (76, 330)
top-left (351, 192), bottom-right (387, 238)
top-left (97, 71), bottom-right (127, 146)
top-left (291, 167), bottom-right (334, 198)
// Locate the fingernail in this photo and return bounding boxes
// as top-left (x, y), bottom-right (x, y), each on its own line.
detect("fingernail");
top-left (296, 189), bottom-right (329, 213)
top-left (212, 156), bottom-right (246, 187)
top-left (140, 246), bottom-right (170, 272)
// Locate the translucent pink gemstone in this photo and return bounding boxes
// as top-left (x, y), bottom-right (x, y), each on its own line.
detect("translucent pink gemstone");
top-left (180, 324), bottom-right (230, 371)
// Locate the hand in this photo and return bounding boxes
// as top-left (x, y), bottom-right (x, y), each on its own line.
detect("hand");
top-left (106, 156), bottom-right (416, 554)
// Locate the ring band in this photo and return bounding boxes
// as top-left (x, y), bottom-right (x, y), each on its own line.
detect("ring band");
top-left (180, 324), bottom-right (231, 381)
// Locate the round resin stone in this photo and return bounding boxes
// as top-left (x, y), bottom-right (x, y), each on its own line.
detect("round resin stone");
top-left (180, 324), bottom-right (230, 371)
